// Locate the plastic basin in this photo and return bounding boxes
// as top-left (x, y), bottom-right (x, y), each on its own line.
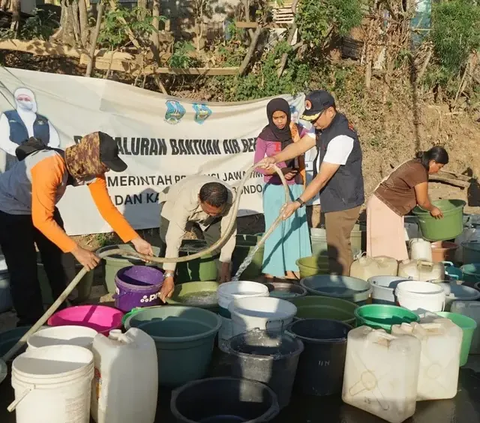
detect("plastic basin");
top-left (355, 304), bottom-right (420, 333)
top-left (300, 275), bottom-right (371, 304)
top-left (413, 199), bottom-right (465, 241)
top-left (263, 282), bottom-right (308, 301)
top-left (462, 241), bottom-right (480, 265)
top-left (439, 282), bottom-right (480, 311)
top-left (125, 306), bottom-right (221, 387)
top-left (368, 276), bottom-right (410, 305)
top-left (296, 256), bottom-right (329, 278)
top-left (47, 305), bottom-right (124, 335)
top-left (166, 281), bottom-right (219, 311)
top-left (462, 263), bottom-right (480, 285)
top-left (232, 234), bottom-right (265, 280)
top-left (436, 311), bottom-right (477, 366)
top-left (290, 296), bottom-right (358, 325)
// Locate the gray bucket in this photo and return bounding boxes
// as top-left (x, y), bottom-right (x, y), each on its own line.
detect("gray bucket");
top-left (225, 329), bottom-right (304, 409)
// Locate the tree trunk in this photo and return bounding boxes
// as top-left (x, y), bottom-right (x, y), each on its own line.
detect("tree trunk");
top-left (78, 0), bottom-right (88, 47)
top-left (151, 0), bottom-right (161, 62)
top-left (86, 1), bottom-right (104, 77)
top-left (239, 26), bottom-right (262, 76)
top-left (71, 0), bottom-right (81, 44)
top-left (9, 0), bottom-right (20, 35)
top-left (138, 0), bottom-right (147, 19)
top-left (0, 0), bottom-right (9, 11)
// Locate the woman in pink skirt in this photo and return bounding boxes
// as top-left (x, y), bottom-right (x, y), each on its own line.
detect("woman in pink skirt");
top-left (367, 147), bottom-right (448, 260)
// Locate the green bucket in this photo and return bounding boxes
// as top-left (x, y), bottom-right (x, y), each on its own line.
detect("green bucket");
top-left (296, 256), bottom-right (329, 278)
top-left (290, 296), bottom-right (358, 325)
top-left (166, 281), bottom-right (219, 311)
top-left (176, 240), bottom-right (218, 284)
top-left (125, 305), bottom-right (222, 387)
top-left (436, 311), bottom-right (477, 366)
top-left (413, 199), bottom-right (466, 241)
top-left (461, 263), bottom-right (480, 285)
top-left (37, 259), bottom-right (94, 305)
top-left (232, 233), bottom-right (265, 279)
top-left (355, 304), bottom-right (420, 333)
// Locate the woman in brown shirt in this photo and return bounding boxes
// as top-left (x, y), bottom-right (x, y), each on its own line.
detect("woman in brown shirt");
top-left (367, 147), bottom-right (449, 260)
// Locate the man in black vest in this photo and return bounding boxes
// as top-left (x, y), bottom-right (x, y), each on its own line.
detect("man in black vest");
top-left (259, 90), bottom-right (364, 275)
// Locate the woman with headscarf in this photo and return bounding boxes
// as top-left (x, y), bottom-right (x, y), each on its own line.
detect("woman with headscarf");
top-left (0, 131), bottom-right (153, 326)
top-left (367, 147), bottom-right (448, 260)
top-left (254, 98), bottom-right (314, 280)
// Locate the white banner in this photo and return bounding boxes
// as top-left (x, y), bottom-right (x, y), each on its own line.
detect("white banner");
top-left (0, 67), bottom-right (311, 236)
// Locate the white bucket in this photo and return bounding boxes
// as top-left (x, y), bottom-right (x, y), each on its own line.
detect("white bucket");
top-left (10, 345), bottom-right (94, 423)
top-left (217, 281), bottom-right (269, 352)
top-left (27, 326), bottom-right (98, 351)
top-left (230, 297), bottom-right (297, 337)
top-left (395, 281), bottom-right (446, 314)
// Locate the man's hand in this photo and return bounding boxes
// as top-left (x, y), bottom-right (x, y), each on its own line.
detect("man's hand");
top-left (257, 157), bottom-right (276, 170)
top-left (430, 206), bottom-right (444, 219)
top-left (160, 276), bottom-right (175, 302)
top-left (219, 262), bottom-right (231, 283)
top-left (282, 201), bottom-right (300, 220)
top-left (72, 246), bottom-right (100, 271)
top-left (131, 236), bottom-right (154, 256)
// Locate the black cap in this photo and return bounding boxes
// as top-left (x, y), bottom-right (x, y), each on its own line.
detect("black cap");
top-left (99, 131), bottom-right (127, 172)
top-left (301, 90), bottom-right (336, 122)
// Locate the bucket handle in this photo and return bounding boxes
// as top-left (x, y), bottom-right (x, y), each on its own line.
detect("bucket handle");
top-left (418, 260), bottom-right (433, 270)
top-left (7, 387), bottom-right (33, 412)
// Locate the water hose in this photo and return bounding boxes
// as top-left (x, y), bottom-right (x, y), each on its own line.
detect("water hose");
top-left (1, 163), bottom-right (290, 365)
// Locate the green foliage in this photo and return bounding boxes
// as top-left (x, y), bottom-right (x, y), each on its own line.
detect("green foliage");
top-left (0, 9), bottom-right (58, 41)
top-left (431, 0), bottom-right (480, 76)
top-left (296, 0), bottom-right (364, 47)
top-left (210, 42), bottom-right (310, 101)
top-left (168, 42), bottom-right (197, 68)
top-left (98, 5), bottom-right (162, 50)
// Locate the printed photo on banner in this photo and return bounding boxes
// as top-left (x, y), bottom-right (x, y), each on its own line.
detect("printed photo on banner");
top-left (164, 100), bottom-right (186, 124)
top-left (193, 103), bottom-right (212, 124)
top-left (0, 87), bottom-right (61, 171)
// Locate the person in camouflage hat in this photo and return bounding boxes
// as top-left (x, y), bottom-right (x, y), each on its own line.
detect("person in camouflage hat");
top-left (0, 131), bottom-right (153, 326)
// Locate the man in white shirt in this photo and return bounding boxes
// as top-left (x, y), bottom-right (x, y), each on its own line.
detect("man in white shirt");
top-left (259, 90), bottom-right (364, 275)
top-left (158, 175), bottom-right (237, 300)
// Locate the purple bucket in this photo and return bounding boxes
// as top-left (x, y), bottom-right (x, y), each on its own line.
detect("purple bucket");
top-left (114, 266), bottom-right (164, 312)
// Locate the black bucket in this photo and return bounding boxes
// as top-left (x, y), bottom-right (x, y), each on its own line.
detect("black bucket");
top-left (287, 318), bottom-right (352, 396)
top-left (170, 377), bottom-right (279, 423)
top-left (226, 329), bottom-right (304, 409)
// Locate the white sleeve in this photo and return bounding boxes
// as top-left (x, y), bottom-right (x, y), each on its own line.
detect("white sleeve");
top-left (323, 135), bottom-right (354, 165)
top-left (0, 113), bottom-right (20, 156)
top-left (47, 121), bottom-right (61, 148)
top-left (305, 127), bottom-right (316, 138)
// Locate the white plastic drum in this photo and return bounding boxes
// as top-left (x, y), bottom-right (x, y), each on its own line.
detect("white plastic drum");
top-left (217, 281), bottom-right (269, 352)
top-left (27, 325), bottom-right (98, 351)
top-left (395, 281), bottom-right (445, 314)
top-left (230, 297), bottom-right (297, 337)
top-left (10, 345), bottom-right (94, 423)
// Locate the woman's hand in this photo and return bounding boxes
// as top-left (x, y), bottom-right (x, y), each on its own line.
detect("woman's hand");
top-left (430, 206), bottom-right (444, 219)
top-left (284, 170), bottom-right (299, 181)
top-left (131, 237), bottom-right (154, 256)
top-left (282, 201), bottom-right (301, 220)
top-left (72, 246), bottom-right (100, 271)
top-left (257, 157), bottom-right (276, 170)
